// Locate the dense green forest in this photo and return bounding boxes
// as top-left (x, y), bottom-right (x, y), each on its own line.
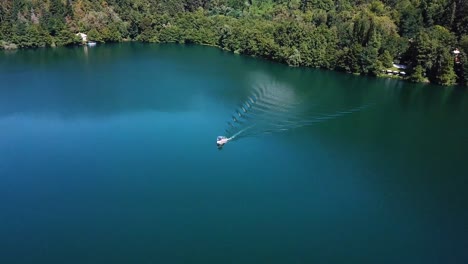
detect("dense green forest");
top-left (1, 0), bottom-right (468, 86)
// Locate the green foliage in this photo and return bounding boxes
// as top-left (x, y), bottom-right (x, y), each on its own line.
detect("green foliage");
top-left (460, 35), bottom-right (468, 54)
top-left (460, 52), bottom-right (468, 86)
top-left (361, 31), bottom-right (382, 75)
top-left (408, 31), bottom-right (435, 71)
top-left (429, 47), bottom-right (457, 86)
top-left (397, 0), bottom-right (422, 38)
top-left (55, 29), bottom-right (81, 46)
top-left (454, 0), bottom-right (468, 36)
top-left (101, 25), bottom-right (123, 42)
top-left (379, 50), bottom-right (393, 68)
top-left (370, 1), bottom-right (386, 16)
top-left (287, 47), bottom-right (302, 67)
top-left (337, 45), bottom-right (362, 74)
top-left (0, 0), bottom-right (466, 85)
top-left (87, 28), bottom-right (103, 42)
top-left (409, 65), bottom-right (426, 83)
top-left (301, 0), bottom-right (335, 12)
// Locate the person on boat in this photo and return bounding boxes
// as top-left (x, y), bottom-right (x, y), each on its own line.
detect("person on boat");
top-left (217, 136), bottom-right (229, 148)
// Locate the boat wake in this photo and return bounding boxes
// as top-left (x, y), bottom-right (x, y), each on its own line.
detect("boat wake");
top-left (222, 75), bottom-right (372, 144)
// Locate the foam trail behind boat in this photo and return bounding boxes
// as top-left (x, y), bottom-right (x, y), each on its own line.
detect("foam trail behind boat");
top-left (223, 75), bottom-right (372, 143)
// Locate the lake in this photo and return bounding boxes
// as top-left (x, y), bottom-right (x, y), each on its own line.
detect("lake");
top-left (1, 43), bottom-right (467, 264)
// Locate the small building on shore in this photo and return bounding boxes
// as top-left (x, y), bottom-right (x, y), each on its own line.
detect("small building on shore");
top-left (393, 63), bottom-right (408, 70)
top-left (76, 33), bottom-right (88, 43)
top-left (453, 48), bottom-right (461, 64)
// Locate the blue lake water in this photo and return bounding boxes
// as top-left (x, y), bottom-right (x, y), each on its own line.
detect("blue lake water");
top-left (0, 43), bottom-right (467, 263)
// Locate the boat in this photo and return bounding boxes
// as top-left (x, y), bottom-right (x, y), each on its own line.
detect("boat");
top-left (87, 41), bottom-right (97, 47)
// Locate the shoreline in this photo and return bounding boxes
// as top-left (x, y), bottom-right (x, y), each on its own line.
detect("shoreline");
top-left (0, 40), bottom-right (457, 88)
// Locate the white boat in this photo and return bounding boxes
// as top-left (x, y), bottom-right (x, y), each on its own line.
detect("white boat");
top-left (87, 41), bottom-right (97, 47)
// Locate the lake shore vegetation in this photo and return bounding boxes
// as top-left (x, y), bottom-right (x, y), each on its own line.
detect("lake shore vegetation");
top-left (1, 0), bottom-right (468, 86)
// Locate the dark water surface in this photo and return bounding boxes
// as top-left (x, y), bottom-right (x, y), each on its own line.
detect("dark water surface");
top-left (1, 43), bottom-right (467, 264)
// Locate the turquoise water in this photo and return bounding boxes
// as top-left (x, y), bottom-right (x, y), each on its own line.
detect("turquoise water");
top-left (1, 43), bottom-right (467, 263)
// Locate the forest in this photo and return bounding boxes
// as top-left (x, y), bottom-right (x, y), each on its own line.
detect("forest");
top-left (1, 0), bottom-right (468, 86)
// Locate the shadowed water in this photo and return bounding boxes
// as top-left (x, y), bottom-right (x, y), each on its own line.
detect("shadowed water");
top-left (0, 43), bottom-right (467, 264)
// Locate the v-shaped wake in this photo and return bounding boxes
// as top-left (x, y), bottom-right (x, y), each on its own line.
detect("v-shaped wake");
top-left (217, 76), bottom-right (372, 148)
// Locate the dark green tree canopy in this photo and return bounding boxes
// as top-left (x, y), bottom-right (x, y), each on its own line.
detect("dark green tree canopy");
top-left (0, 0), bottom-right (466, 86)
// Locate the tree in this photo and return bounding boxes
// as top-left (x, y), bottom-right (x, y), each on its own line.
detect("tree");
top-left (0, 0), bottom-right (466, 86)
top-left (409, 65), bottom-right (426, 83)
top-left (26, 25), bottom-right (51, 47)
top-left (337, 44), bottom-right (361, 73)
top-left (136, 16), bottom-right (155, 42)
top-left (11, 0), bottom-right (26, 22)
top-left (456, 51), bottom-right (468, 86)
top-left (397, 0), bottom-right (422, 38)
top-left (352, 11), bottom-right (373, 46)
top-left (370, 1), bottom-right (386, 16)
top-left (460, 35), bottom-right (468, 54)
top-left (88, 28), bottom-right (103, 42)
top-left (361, 30), bottom-right (382, 75)
top-left (287, 47), bottom-right (302, 67)
top-left (44, 0), bottom-right (67, 36)
top-left (101, 25), bottom-right (122, 42)
top-left (429, 47), bottom-right (457, 86)
top-left (454, 0), bottom-right (468, 36)
top-left (408, 31), bottom-right (435, 71)
top-left (301, 0), bottom-right (335, 12)
top-left (430, 25), bottom-right (456, 48)
top-left (379, 50), bottom-right (393, 68)
top-left (0, 4), bottom-right (5, 23)
top-left (55, 28), bottom-right (80, 46)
